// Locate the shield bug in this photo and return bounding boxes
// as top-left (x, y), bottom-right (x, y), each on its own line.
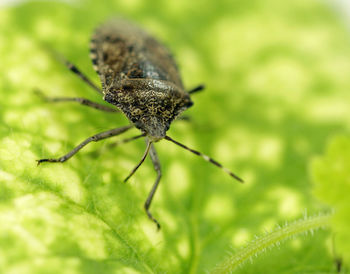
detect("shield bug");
top-left (37, 19), bottom-right (243, 229)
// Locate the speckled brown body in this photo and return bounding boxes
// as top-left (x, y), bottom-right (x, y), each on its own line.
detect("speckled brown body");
top-left (90, 19), bottom-right (193, 141)
top-left (36, 19), bottom-right (242, 229)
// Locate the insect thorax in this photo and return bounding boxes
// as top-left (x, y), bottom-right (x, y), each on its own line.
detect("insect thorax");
top-left (104, 79), bottom-right (193, 141)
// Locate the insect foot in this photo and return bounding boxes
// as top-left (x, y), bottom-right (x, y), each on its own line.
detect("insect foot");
top-left (36, 158), bottom-right (65, 166)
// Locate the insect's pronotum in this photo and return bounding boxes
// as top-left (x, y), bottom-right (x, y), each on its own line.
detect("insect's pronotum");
top-left (37, 19), bottom-right (243, 229)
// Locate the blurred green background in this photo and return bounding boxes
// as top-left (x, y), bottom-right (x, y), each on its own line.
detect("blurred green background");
top-left (1, 0), bottom-right (350, 273)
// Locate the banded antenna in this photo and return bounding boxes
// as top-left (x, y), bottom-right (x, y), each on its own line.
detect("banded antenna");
top-left (164, 136), bottom-right (243, 183)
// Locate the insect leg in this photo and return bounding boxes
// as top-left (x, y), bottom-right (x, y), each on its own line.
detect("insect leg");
top-left (37, 125), bottom-right (133, 165)
top-left (179, 84), bottom-right (205, 121)
top-left (144, 142), bottom-right (162, 230)
top-left (175, 115), bottom-right (191, 122)
top-left (85, 134), bottom-right (145, 157)
top-left (55, 54), bottom-right (102, 94)
top-left (188, 84), bottom-right (205, 94)
top-left (35, 89), bottom-right (119, 113)
top-left (108, 134), bottom-right (145, 148)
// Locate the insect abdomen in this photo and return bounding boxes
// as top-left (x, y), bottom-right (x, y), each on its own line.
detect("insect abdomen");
top-left (90, 19), bottom-right (184, 89)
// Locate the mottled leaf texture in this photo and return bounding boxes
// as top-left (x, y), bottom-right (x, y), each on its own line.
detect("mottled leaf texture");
top-left (312, 136), bottom-right (350, 268)
top-left (1, 0), bottom-right (350, 273)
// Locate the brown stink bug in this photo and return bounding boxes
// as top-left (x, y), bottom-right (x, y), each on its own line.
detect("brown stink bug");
top-left (37, 19), bottom-right (243, 229)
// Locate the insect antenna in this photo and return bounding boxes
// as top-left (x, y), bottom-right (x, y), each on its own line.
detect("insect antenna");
top-left (164, 136), bottom-right (243, 183)
top-left (124, 140), bottom-right (152, 183)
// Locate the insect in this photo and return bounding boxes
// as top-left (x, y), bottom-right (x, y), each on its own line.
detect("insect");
top-left (37, 19), bottom-right (243, 229)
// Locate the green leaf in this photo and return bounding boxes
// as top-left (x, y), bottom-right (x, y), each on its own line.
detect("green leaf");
top-left (311, 136), bottom-right (350, 267)
top-left (1, 0), bottom-right (350, 272)
top-left (213, 214), bottom-right (331, 273)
